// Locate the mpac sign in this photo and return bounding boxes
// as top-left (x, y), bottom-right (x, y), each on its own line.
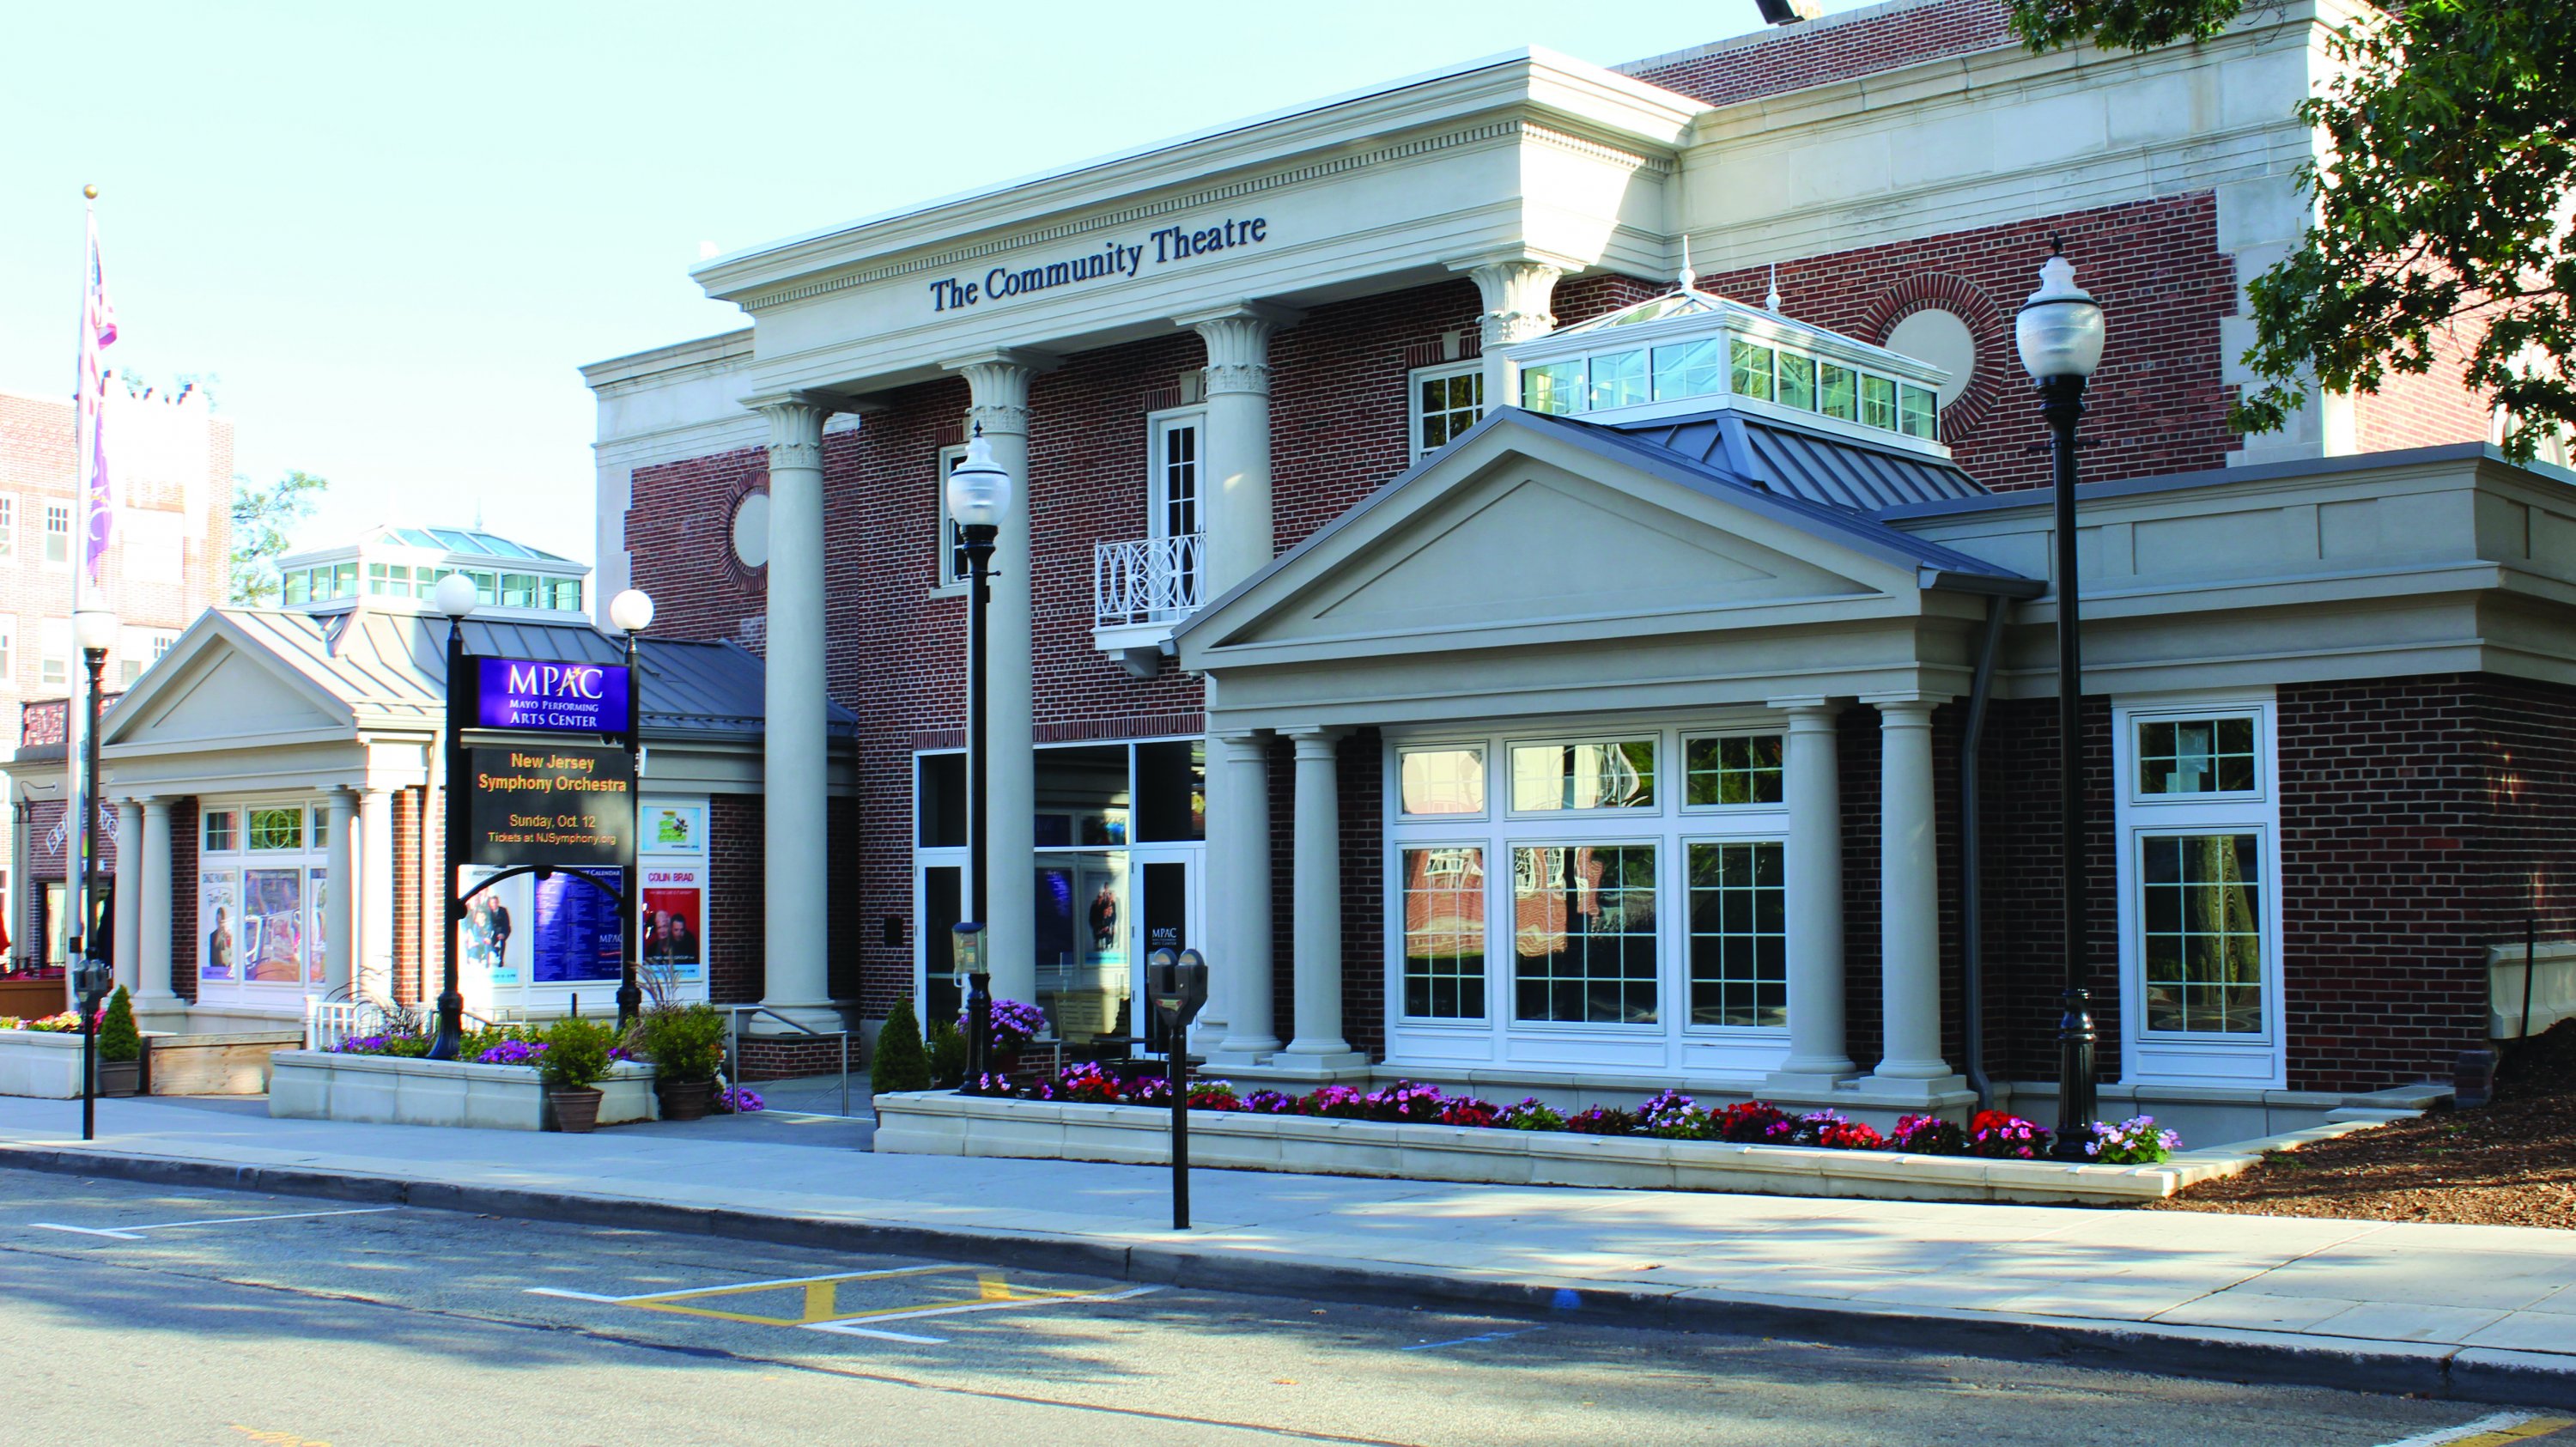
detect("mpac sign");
top-left (475, 658), bottom-right (632, 735)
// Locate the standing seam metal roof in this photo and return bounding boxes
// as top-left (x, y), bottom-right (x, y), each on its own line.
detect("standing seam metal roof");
top-left (1607, 410), bottom-right (1987, 513)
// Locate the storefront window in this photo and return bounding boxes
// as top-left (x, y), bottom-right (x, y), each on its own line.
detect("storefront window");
top-left (1509, 739), bottom-right (1655, 812)
top-left (1687, 842), bottom-right (1785, 1027)
top-left (1511, 843), bottom-right (1657, 1024)
top-left (1399, 746), bottom-right (1485, 817)
top-left (1401, 847), bottom-right (1485, 1019)
top-left (1134, 739), bottom-right (1205, 842)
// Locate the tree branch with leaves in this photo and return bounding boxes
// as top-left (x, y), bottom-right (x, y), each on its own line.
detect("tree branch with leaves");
top-left (229, 470), bottom-right (328, 605)
top-left (2009, 1), bottom-right (2575, 462)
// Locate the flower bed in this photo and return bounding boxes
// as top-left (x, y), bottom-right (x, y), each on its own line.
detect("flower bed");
top-left (269, 1049), bottom-right (659, 1131)
top-left (969, 1067), bottom-right (2183, 1164)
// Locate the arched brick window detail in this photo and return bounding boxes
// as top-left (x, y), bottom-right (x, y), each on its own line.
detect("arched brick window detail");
top-left (1862, 275), bottom-right (2008, 446)
top-left (721, 478), bottom-right (769, 593)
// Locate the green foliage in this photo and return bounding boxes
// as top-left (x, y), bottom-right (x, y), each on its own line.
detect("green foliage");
top-left (634, 1003), bottom-right (726, 1083)
top-left (870, 995), bottom-right (930, 1095)
top-left (95, 986), bottom-right (140, 1063)
top-left (925, 1017), bottom-right (968, 1089)
top-left (538, 1016), bottom-right (616, 1091)
top-left (2011, 2), bottom-right (2576, 464)
top-left (230, 469), bottom-right (328, 605)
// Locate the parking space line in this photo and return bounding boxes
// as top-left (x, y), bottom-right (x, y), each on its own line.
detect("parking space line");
top-left (1401, 1326), bottom-right (1546, 1353)
top-left (523, 1267), bottom-right (1159, 1345)
top-left (2375, 1414), bottom-right (2576, 1447)
top-left (30, 1207), bottom-right (399, 1240)
top-left (806, 1283), bottom-right (1162, 1328)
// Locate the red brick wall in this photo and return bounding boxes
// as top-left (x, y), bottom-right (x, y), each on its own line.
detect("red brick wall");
top-left (1974, 696), bottom-right (2120, 1084)
top-left (392, 786), bottom-right (420, 1005)
top-left (624, 447), bottom-right (768, 649)
top-left (708, 793), bottom-right (764, 1005)
top-left (2355, 325), bottom-right (2494, 453)
top-left (1623, 0), bottom-right (2014, 109)
top-left (171, 799), bottom-right (198, 1002)
top-left (1698, 194), bottom-right (2244, 493)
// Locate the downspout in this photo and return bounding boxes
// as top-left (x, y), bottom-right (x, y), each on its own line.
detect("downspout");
top-left (1959, 593), bottom-right (2009, 1111)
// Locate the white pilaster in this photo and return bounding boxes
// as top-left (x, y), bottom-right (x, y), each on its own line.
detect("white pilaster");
top-left (323, 789), bottom-right (356, 997)
top-left (943, 350), bottom-right (1056, 1009)
top-left (112, 799), bottom-right (143, 993)
top-left (1279, 727), bottom-right (1364, 1072)
top-left (137, 798), bottom-right (175, 1010)
top-left (1179, 304), bottom-right (1298, 597)
top-left (1868, 698), bottom-right (1965, 1094)
top-left (750, 392), bottom-right (841, 1028)
top-left (359, 788), bottom-right (395, 1004)
top-left (1206, 730), bottom-right (1277, 1063)
top-left (1770, 702), bottom-right (1855, 1085)
top-left (1455, 258), bottom-right (1570, 411)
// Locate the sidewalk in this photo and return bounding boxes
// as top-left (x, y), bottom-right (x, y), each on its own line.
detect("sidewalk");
top-left (4, 1092), bottom-right (2572, 1406)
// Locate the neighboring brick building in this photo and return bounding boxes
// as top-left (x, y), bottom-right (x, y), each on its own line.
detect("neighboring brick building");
top-left (586, 0), bottom-right (2561, 1143)
top-left (0, 383), bottom-right (232, 970)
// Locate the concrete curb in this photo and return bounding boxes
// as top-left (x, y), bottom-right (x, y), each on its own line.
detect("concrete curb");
top-left (7, 1142), bottom-right (2571, 1409)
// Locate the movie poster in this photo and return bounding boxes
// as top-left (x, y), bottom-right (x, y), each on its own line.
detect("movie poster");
top-left (459, 866), bottom-right (526, 987)
top-left (199, 872), bottom-right (239, 982)
top-left (243, 868), bottom-right (304, 983)
top-left (308, 868), bottom-right (329, 985)
top-left (640, 865), bottom-right (703, 985)
top-left (532, 867), bottom-right (622, 984)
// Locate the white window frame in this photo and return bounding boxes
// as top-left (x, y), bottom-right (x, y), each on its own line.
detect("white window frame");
top-left (42, 502), bottom-right (72, 568)
top-left (1145, 406), bottom-right (1205, 543)
top-left (39, 617), bottom-right (70, 690)
top-left (1382, 714), bottom-right (1793, 1079)
top-left (933, 443), bottom-right (969, 595)
top-left (1408, 361), bottom-right (1485, 458)
top-left (1679, 728), bottom-right (1787, 813)
top-left (0, 494), bottom-right (17, 558)
top-left (2112, 690), bottom-right (2287, 1089)
top-left (195, 798), bottom-right (330, 1000)
top-left (0, 614), bottom-right (16, 683)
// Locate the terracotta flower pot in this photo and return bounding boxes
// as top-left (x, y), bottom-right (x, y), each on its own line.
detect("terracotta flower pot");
top-left (97, 1058), bottom-right (142, 1097)
top-left (549, 1086), bottom-right (604, 1134)
top-left (657, 1077), bottom-right (717, 1122)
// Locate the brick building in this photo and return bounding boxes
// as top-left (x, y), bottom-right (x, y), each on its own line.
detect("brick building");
top-left (0, 382), bottom-right (233, 973)
top-left (584, 0), bottom-right (2573, 1141)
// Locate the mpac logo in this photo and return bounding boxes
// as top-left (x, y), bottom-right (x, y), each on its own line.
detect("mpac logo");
top-left (507, 663), bottom-right (609, 700)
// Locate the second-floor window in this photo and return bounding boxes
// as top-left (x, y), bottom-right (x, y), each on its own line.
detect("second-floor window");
top-left (39, 617), bottom-right (70, 688)
top-left (44, 503), bottom-right (71, 565)
top-left (0, 614), bottom-right (16, 681)
top-left (1148, 411), bottom-right (1201, 540)
top-left (1412, 362), bottom-right (1484, 456)
top-left (0, 496), bottom-right (16, 558)
top-left (936, 444), bottom-right (969, 588)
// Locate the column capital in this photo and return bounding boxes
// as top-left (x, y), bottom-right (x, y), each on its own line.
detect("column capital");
top-left (1448, 254), bottom-right (1578, 350)
top-left (1180, 303), bottom-right (1301, 398)
top-left (745, 392), bottom-right (838, 470)
top-left (1284, 726), bottom-right (1346, 759)
top-left (942, 350), bottom-right (1060, 438)
top-left (1768, 695), bottom-right (1845, 720)
top-left (324, 787), bottom-right (358, 812)
top-left (139, 795), bottom-right (170, 817)
top-left (1863, 693), bottom-right (1947, 719)
top-left (1213, 728), bottom-right (1273, 756)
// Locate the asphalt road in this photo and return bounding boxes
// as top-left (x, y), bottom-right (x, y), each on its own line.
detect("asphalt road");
top-left (0, 1167), bottom-right (2548, 1447)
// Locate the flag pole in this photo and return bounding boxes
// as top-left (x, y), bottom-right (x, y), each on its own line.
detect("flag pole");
top-left (65, 184), bottom-right (111, 1001)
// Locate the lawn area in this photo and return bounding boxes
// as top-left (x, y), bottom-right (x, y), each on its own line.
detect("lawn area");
top-left (2145, 1022), bottom-right (2576, 1230)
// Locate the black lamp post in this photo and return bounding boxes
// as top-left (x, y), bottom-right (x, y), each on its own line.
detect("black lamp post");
top-left (2015, 236), bottom-right (2108, 1160)
top-left (608, 587), bottom-right (656, 1032)
top-left (945, 433), bottom-right (1011, 1084)
top-left (428, 571), bottom-right (481, 1061)
top-left (71, 607), bottom-right (116, 1140)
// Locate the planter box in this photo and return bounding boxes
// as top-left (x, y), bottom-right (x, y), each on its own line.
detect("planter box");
top-left (872, 1092), bottom-right (2261, 1206)
top-left (0, 1029), bottom-right (85, 1098)
top-left (268, 1050), bottom-right (659, 1131)
top-left (0, 976), bottom-right (68, 1020)
top-left (147, 1031), bottom-right (305, 1096)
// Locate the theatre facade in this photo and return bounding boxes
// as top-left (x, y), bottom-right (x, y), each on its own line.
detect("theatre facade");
top-left (587, 0), bottom-right (2576, 1140)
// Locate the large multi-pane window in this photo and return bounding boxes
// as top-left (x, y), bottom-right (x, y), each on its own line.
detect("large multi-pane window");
top-left (1685, 734), bottom-right (1782, 806)
top-left (1513, 328), bottom-right (1937, 441)
top-left (1512, 843), bottom-right (1658, 1024)
top-left (1411, 363), bottom-right (1485, 455)
top-left (2138, 717), bottom-right (2257, 795)
top-left (2139, 833), bottom-right (2263, 1034)
top-left (44, 503), bottom-right (71, 564)
top-left (1509, 739), bottom-right (1655, 812)
top-left (1150, 414), bottom-right (1200, 539)
top-left (1401, 846), bottom-right (1486, 1018)
top-left (1686, 841), bottom-right (1785, 1027)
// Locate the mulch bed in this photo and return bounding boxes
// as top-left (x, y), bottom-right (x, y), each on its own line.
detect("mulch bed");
top-left (2142, 1022), bottom-right (2576, 1229)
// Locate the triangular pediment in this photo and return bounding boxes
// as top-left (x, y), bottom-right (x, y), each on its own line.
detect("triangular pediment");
top-left (1189, 419), bottom-right (1926, 660)
top-left (107, 619), bottom-right (355, 749)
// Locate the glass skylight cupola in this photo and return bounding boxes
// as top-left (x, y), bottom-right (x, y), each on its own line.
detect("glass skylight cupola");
top-left (1504, 276), bottom-right (1956, 457)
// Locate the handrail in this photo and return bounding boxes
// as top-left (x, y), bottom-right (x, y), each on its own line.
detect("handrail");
top-left (1093, 532), bottom-right (1205, 629)
top-left (723, 1005), bottom-right (854, 1117)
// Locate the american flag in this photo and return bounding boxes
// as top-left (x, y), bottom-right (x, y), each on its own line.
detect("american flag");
top-left (78, 198), bottom-right (117, 587)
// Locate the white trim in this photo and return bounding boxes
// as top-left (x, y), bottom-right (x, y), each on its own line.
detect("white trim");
top-left (933, 442), bottom-right (970, 594)
top-left (1144, 406), bottom-right (1206, 543)
top-left (1407, 361), bottom-right (1485, 459)
top-left (2112, 690), bottom-right (2287, 1089)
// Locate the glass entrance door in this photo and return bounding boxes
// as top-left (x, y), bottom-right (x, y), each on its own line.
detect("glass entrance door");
top-left (1127, 849), bottom-right (1202, 1055)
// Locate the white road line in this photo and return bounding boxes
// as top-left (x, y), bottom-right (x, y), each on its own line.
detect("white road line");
top-left (523, 1288), bottom-right (630, 1304)
top-left (30, 1207), bottom-right (398, 1238)
top-left (2372, 1412), bottom-right (2547, 1447)
top-left (1401, 1326), bottom-right (1546, 1353)
top-left (635, 1264), bottom-right (975, 1297)
top-left (799, 1322), bottom-right (951, 1344)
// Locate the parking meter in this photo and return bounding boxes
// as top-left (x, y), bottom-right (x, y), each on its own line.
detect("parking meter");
top-left (75, 957), bottom-right (112, 1141)
top-left (1146, 946), bottom-right (1210, 1231)
top-left (73, 958), bottom-right (112, 1011)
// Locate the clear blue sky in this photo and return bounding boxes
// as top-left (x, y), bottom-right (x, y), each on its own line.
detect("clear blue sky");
top-left (0, 1), bottom-right (1871, 568)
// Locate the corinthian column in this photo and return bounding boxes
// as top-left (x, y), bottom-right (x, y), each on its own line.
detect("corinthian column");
top-left (942, 350), bottom-right (1056, 1009)
top-left (748, 392), bottom-right (841, 1029)
top-left (1453, 258), bottom-right (1570, 411)
top-left (1177, 304), bottom-right (1297, 597)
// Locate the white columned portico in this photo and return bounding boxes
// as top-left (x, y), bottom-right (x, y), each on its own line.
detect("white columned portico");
top-left (137, 798), bottom-right (175, 1012)
top-left (1179, 304), bottom-right (1297, 598)
top-left (323, 789), bottom-right (356, 997)
top-left (1206, 730), bottom-right (1276, 1062)
top-left (359, 788), bottom-right (395, 1004)
top-left (944, 350), bottom-right (1056, 1008)
top-left (1279, 727), bottom-right (1364, 1071)
top-left (1868, 697), bottom-right (1965, 1094)
top-left (750, 392), bottom-right (841, 1027)
top-left (1455, 257), bottom-right (1570, 410)
top-left (1770, 702), bottom-right (1855, 1085)
top-left (112, 799), bottom-right (143, 992)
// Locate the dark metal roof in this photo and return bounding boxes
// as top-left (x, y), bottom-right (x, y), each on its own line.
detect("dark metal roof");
top-left (1606, 410), bottom-right (1987, 513)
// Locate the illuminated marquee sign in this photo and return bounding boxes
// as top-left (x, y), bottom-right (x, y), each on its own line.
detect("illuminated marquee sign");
top-left (474, 658), bottom-right (632, 735)
top-left (927, 216), bottom-right (1271, 313)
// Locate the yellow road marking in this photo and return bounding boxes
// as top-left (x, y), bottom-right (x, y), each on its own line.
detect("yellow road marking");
top-left (2451, 1420), bottom-right (2576, 1447)
top-left (598, 1265), bottom-right (1125, 1329)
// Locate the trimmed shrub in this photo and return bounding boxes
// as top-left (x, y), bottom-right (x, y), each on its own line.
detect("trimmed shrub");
top-left (926, 1017), bottom-right (968, 1088)
top-left (539, 1016), bottom-right (617, 1091)
top-left (870, 996), bottom-right (931, 1095)
top-left (96, 987), bottom-right (141, 1064)
top-left (635, 1003), bottom-right (726, 1083)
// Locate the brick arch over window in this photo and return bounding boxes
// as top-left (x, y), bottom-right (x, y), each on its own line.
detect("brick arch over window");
top-left (1861, 274), bottom-right (2009, 446)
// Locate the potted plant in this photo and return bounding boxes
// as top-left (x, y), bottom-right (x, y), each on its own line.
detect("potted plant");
top-left (96, 986), bottom-right (143, 1097)
top-left (539, 1015), bottom-right (617, 1133)
top-left (635, 1003), bottom-right (726, 1121)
